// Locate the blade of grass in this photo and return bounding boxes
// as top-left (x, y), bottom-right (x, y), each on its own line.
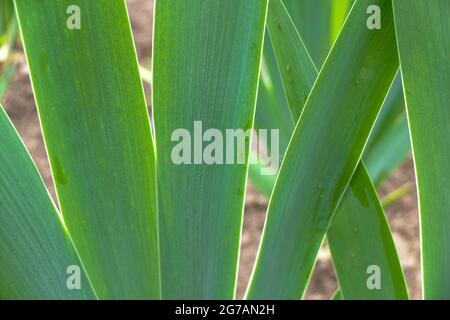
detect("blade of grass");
top-left (15, 0), bottom-right (159, 299)
top-left (246, 0), bottom-right (400, 299)
top-left (153, 0), bottom-right (268, 299)
top-left (393, 0), bottom-right (450, 299)
top-left (0, 106), bottom-right (95, 299)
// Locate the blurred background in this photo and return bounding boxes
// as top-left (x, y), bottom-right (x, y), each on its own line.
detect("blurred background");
top-left (0, 0), bottom-right (421, 299)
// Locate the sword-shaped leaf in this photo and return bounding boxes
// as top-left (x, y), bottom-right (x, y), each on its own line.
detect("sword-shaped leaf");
top-left (15, 0), bottom-right (159, 299)
top-left (246, 0), bottom-right (400, 299)
top-left (0, 106), bottom-right (95, 299)
top-left (393, 0), bottom-right (450, 299)
top-left (153, 0), bottom-right (268, 299)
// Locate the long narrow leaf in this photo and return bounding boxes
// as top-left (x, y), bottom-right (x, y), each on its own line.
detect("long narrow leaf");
top-left (153, 0), bottom-right (268, 299)
top-left (15, 0), bottom-right (159, 299)
top-left (364, 73), bottom-right (404, 153)
top-left (283, 0), bottom-right (332, 66)
top-left (246, 0), bottom-right (399, 299)
top-left (266, 1), bottom-right (316, 121)
top-left (393, 0), bottom-right (450, 299)
top-left (265, 0), bottom-right (407, 299)
top-left (328, 163), bottom-right (408, 299)
top-left (364, 115), bottom-right (410, 186)
top-left (0, 106), bottom-right (95, 299)
top-left (255, 33), bottom-right (294, 154)
top-left (250, 33), bottom-right (294, 191)
top-left (253, 0), bottom-right (407, 194)
top-left (0, 62), bottom-right (15, 101)
top-left (0, 0), bottom-right (14, 38)
top-left (330, 0), bottom-right (353, 46)
top-left (363, 72), bottom-right (410, 185)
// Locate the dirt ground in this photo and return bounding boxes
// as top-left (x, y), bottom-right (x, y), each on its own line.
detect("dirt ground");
top-left (2, 0), bottom-right (421, 300)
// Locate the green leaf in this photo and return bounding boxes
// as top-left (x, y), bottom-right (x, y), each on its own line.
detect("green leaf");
top-left (248, 152), bottom-right (277, 197)
top-left (266, 1), bottom-right (316, 121)
top-left (364, 73), bottom-right (404, 153)
top-left (364, 115), bottom-right (410, 186)
top-left (363, 72), bottom-right (410, 186)
top-left (254, 2), bottom-right (409, 193)
top-left (255, 32), bottom-right (294, 154)
top-left (153, 0), bottom-right (268, 298)
top-left (0, 0), bottom-right (17, 65)
top-left (250, 32), bottom-right (294, 191)
top-left (330, 0), bottom-right (354, 46)
top-left (0, 0), bottom-right (14, 37)
top-left (0, 62), bottom-right (15, 101)
top-left (328, 163), bottom-right (408, 299)
top-left (257, 0), bottom-right (407, 299)
top-left (282, 0), bottom-right (332, 66)
top-left (393, 0), bottom-right (450, 300)
top-left (331, 289), bottom-right (342, 300)
top-left (15, 0), bottom-right (159, 299)
top-left (253, 2), bottom-right (408, 194)
top-left (0, 106), bottom-right (95, 299)
top-left (246, 0), bottom-right (399, 299)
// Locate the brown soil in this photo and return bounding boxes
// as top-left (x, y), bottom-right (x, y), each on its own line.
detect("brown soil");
top-left (2, 0), bottom-right (421, 300)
